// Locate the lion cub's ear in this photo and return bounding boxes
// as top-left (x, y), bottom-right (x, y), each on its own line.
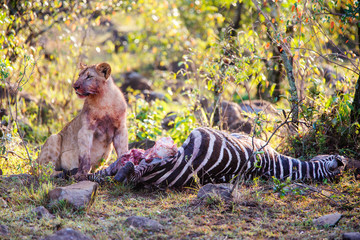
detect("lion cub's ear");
top-left (95, 62), bottom-right (111, 79)
top-left (79, 62), bottom-right (87, 70)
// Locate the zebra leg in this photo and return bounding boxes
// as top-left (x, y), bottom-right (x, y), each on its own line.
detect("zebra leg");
top-left (51, 168), bottom-right (79, 179)
top-left (114, 161), bottom-right (135, 182)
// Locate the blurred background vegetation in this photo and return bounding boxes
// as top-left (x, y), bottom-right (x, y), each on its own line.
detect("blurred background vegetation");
top-left (0, 0), bottom-right (359, 176)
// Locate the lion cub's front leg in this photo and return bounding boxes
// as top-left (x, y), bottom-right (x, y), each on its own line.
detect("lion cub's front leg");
top-left (113, 120), bottom-right (129, 157)
top-left (37, 134), bottom-right (62, 170)
top-left (73, 125), bottom-right (94, 180)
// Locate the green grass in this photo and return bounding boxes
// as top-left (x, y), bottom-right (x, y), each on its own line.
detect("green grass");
top-left (0, 173), bottom-right (359, 239)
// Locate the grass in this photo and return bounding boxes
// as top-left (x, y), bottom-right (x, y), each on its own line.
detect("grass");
top-left (0, 173), bottom-right (359, 239)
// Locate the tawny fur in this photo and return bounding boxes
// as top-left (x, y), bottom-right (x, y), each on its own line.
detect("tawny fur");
top-left (37, 62), bottom-right (128, 179)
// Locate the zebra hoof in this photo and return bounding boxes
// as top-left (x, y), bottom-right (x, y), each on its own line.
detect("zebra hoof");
top-left (114, 161), bottom-right (135, 182)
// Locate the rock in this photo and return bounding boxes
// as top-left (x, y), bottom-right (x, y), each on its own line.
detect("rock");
top-left (161, 112), bottom-right (177, 130)
top-left (208, 101), bottom-right (254, 134)
top-left (0, 197), bottom-right (8, 208)
top-left (155, 60), bottom-right (195, 74)
top-left (208, 100), bottom-right (283, 134)
top-left (0, 108), bottom-right (7, 120)
top-left (0, 224), bottom-right (9, 236)
top-left (197, 183), bottom-right (233, 202)
top-left (343, 232), bottom-right (360, 240)
top-left (313, 213), bottom-right (342, 227)
top-left (124, 216), bottom-right (164, 232)
top-left (41, 228), bottom-right (92, 240)
top-left (239, 100), bottom-right (279, 115)
top-left (346, 159), bottom-right (360, 180)
top-left (318, 66), bottom-right (345, 85)
top-left (210, 101), bottom-right (244, 128)
top-left (169, 60), bottom-right (195, 74)
top-left (33, 206), bottom-right (54, 219)
top-left (228, 119), bottom-right (253, 135)
top-left (120, 71), bottom-right (152, 93)
top-left (49, 181), bottom-right (98, 209)
top-left (5, 174), bottom-right (38, 187)
top-left (142, 90), bottom-right (165, 102)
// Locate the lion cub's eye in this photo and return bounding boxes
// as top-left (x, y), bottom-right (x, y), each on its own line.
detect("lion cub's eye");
top-left (87, 75), bottom-right (92, 79)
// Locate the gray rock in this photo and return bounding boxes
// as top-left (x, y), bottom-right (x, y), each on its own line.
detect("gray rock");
top-left (343, 232), bottom-right (360, 240)
top-left (142, 90), bottom-right (165, 102)
top-left (41, 228), bottom-right (92, 240)
top-left (0, 224), bottom-right (9, 236)
top-left (7, 174), bottom-right (38, 186)
top-left (162, 112), bottom-right (177, 130)
top-left (124, 216), bottom-right (164, 232)
top-left (33, 206), bottom-right (54, 219)
top-left (197, 183), bottom-right (233, 202)
top-left (49, 181), bottom-right (98, 209)
top-left (0, 197), bottom-right (8, 208)
top-left (121, 71), bottom-right (152, 93)
top-left (313, 213), bottom-right (342, 227)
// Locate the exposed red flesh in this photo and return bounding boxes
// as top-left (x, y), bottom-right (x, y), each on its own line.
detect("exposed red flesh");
top-left (120, 137), bottom-right (178, 166)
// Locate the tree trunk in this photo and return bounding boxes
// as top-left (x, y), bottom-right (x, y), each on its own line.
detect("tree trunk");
top-left (230, 1), bottom-right (243, 37)
top-left (251, 0), bottom-right (299, 126)
top-left (281, 52), bottom-right (298, 125)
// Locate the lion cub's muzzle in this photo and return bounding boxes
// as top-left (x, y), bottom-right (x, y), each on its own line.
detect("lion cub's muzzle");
top-left (73, 85), bottom-right (90, 98)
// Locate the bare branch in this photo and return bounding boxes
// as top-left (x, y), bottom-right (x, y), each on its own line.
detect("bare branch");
top-left (230, 104), bottom-right (298, 194)
top-left (6, 56), bottom-right (38, 174)
top-left (295, 47), bottom-right (359, 75)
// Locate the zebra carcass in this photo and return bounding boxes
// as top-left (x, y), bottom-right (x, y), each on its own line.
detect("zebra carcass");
top-left (89, 127), bottom-right (346, 188)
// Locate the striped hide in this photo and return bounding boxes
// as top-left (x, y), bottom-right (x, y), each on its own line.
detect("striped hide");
top-left (88, 127), bottom-right (346, 188)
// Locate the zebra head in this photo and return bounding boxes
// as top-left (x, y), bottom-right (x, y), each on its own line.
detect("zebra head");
top-left (310, 155), bottom-right (347, 178)
top-left (328, 155), bottom-right (347, 173)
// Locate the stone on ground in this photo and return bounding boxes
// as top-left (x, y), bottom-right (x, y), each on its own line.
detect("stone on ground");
top-left (124, 216), bottom-right (164, 232)
top-left (0, 224), bottom-right (9, 236)
top-left (41, 228), bottom-right (92, 240)
top-left (197, 183), bottom-right (233, 202)
top-left (33, 206), bottom-right (54, 219)
top-left (342, 232), bottom-right (360, 240)
top-left (313, 213), bottom-right (342, 227)
top-left (0, 197), bottom-right (8, 208)
top-left (49, 181), bottom-right (98, 209)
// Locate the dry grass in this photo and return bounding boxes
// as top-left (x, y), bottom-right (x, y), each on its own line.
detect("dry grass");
top-left (0, 173), bottom-right (359, 239)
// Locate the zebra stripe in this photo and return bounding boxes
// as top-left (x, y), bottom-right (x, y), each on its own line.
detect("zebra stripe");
top-left (88, 127), bottom-right (346, 187)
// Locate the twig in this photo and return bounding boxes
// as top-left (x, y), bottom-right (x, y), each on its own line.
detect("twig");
top-left (294, 47), bottom-right (359, 74)
top-left (5, 151), bottom-right (27, 160)
top-left (292, 182), bottom-right (345, 206)
top-left (7, 56), bottom-right (38, 174)
top-left (230, 104), bottom-right (298, 194)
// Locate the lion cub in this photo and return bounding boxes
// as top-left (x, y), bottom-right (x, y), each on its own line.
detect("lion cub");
top-left (37, 62), bottom-right (128, 179)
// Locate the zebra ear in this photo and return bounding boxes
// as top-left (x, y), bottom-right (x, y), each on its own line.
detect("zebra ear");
top-left (329, 155), bottom-right (346, 171)
top-left (335, 155), bottom-right (347, 168)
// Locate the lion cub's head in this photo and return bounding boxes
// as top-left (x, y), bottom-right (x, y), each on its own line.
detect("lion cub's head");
top-left (73, 62), bottom-right (112, 98)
